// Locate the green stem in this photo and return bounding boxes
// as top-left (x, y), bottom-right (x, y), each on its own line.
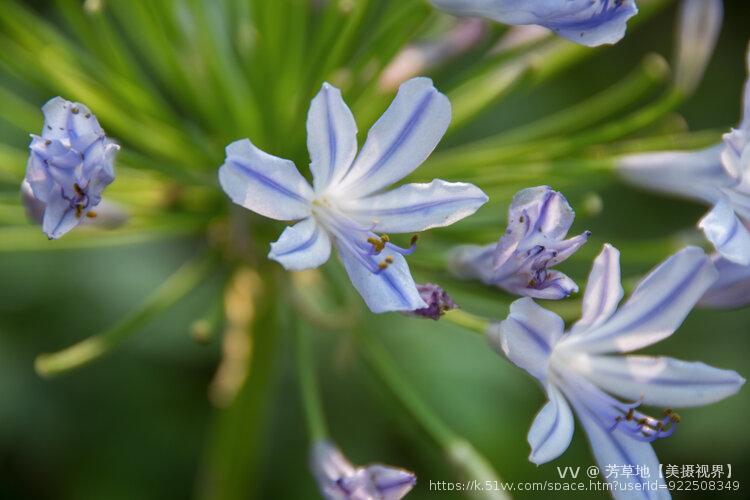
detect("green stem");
top-left (442, 309), bottom-right (491, 337)
top-left (297, 322), bottom-right (329, 442)
top-left (357, 329), bottom-right (508, 500)
top-left (34, 252), bottom-right (216, 377)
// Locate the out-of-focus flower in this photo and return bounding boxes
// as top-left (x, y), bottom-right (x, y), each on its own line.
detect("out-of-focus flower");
top-left (310, 441), bottom-right (416, 500)
top-left (489, 244), bottom-right (743, 496)
top-left (219, 78), bottom-right (487, 313)
top-left (23, 97), bottom-right (119, 239)
top-left (449, 186), bottom-right (589, 299)
top-left (429, 0), bottom-right (638, 47)
top-left (674, 0), bottom-right (723, 95)
top-left (379, 19), bottom-right (486, 91)
top-left (620, 43), bottom-right (750, 265)
top-left (405, 283), bottom-right (457, 320)
top-left (699, 253), bottom-right (750, 309)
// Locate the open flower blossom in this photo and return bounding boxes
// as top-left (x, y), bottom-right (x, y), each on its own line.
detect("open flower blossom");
top-left (23, 97), bottom-right (119, 239)
top-left (310, 441), bottom-right (416, 500)
top-left (219, 77), bottom-right (488, 313)
top-left (490, 244), bottom-right (744, 497)
top-left (429, 0), bottom-right (638, 47)
top-left (619, 43), bottom-right (750, 266)
top-left (449, 186), bottom-right (589, 299)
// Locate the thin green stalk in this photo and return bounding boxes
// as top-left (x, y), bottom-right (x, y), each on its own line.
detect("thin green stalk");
top-left (297, 322), bottom-right (329, 442)
top-left (357, 329), bottom-right (508, 500)
top-left (442, 309), bottom-right (491, 336)
top-left (34, 252), bottom-right (216, 377)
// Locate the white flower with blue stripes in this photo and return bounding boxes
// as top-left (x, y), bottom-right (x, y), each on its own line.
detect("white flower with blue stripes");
top-left (490, 244), bottom-right (744, 498)
top-left (219, 78), bottom-right (488, 313)
top-left (430, 0), bottom-right (638, 47)
top-left (620, 44), bottom-right (750, 268)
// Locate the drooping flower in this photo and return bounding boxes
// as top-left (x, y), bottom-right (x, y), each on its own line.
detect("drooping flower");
top-left (219, 78), bottom-right (488, 313)
top-left (429, 0), bottom-right (638, 47)
top-left (405, 283), bottom-right (457, 320)
top-left (310, 441), bottom-right (416, 500)
top-left (449, 186), bottom-right (589, 299)
top-left (619, 43), bottom-right (750, 265)
top-left (490, 244), bottom-right (744, 497)
top-left (23, 97), bottom-right (119, 239)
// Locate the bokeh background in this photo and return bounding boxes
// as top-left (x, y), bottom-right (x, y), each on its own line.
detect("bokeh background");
top-left (1, 1), bottom-right (749, 499)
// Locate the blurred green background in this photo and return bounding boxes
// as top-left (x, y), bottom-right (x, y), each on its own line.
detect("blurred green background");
top-left (1, 1), bottom-right (750, 499)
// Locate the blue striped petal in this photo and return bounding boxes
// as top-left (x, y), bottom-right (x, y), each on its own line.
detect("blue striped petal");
top-left (336, 77), bottom-right (451, 198)
top-left (431, 0), bottom-right (638, 47)
top-left (584, 355), bottom-right (745, 408)
top-left (569, 247), bottom-right (718, 354)
top-left (337, 242), bottom-right (426, 313)
top-left (307, 83), bottom-right (358, 193)
top-left (527, 384), bottom-right (574, 465)
top-left (269, 218), bottom-right (331, 271)
top-left (219, 139), bottom-right (314, 221)
top-left (700, 254), bottom-right (750, 309)
top-left (340, 179), bottom-right (487, 233)
top-left (490, 297), bottom-right (564, 382)
top-left (571, 244), bottom-right (624, 334)
top-left (699, 199), bottom-right (750, 265)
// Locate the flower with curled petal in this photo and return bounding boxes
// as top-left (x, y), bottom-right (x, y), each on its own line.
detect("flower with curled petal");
top-left (430, 0), bottom-right (638, 47)
top-left (449, 186), bottom-right (589, 299)
top-left (23, 97), bottom-right (119, 239)
top-left (620, 43), bottom-right (750, 266)
top-left (310, 441), bottom-right (416, 500)
top-left (490, 244), bottom-right (744, 498)
top-left (219, 78), bottom-right (488, 313)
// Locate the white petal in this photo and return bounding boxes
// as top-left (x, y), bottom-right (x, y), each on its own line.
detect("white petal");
top-left (219, 139), bottom-right (313, 221)
top-left (571, 398), bottom-right (670, 500)
top-left (573, 247), bottom-right (718, 354)
top-left (584, 355), bottom-right (745, 408)
top-left (618, 145), bottom-right (733, 205)
top-left (268, 218), bottom-right (332, 271)
top-left (490, 297), bottom-right (563, 382)
top-left (674, 0), bottom-right (723, 94)
top-left (337, 243), bottom-right (426, 313)
top-left (698, 199), bottom-right (750, 265)
top-left (571, 244), bottom-right (624, 334)
top-left (307, 83), bottom-right (358, 193)
top-left (42, 188), bottom-right (81, 239)
top-left (527, 384), bottom-right (574, 464)
top-left (699, 254), bottom-right (750, 309)
top-left (340, 179), bottom-right (487, 233)
top-left (336, 77), bottom-right (450, 198)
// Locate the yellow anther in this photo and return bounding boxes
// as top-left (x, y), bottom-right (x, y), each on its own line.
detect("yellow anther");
top-left (75, 204), bottom-right (83, 218)
top-left (385, 256), bottom-right (394, 264)
top-left (378, 261), bottom-right (389, 270)
top-left (86, 211), bottom-right (97, 219)
top-left (410, 234), bottom-right (419, 245)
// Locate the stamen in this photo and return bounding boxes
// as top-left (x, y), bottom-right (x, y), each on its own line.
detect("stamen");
top-left (73, 183), bottom-right (84, 196)
top-left (75, 204), bottom-right (83, 218)
top-left (86, 211), bottom-right (97, 218)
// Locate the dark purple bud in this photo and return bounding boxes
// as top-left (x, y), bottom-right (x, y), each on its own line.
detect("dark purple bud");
top-left (406, 283), bottom-right (457, 320)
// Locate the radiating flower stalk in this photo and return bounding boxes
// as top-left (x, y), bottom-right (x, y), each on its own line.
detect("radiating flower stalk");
top-left (0, 0), bottom-right (747, 499)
